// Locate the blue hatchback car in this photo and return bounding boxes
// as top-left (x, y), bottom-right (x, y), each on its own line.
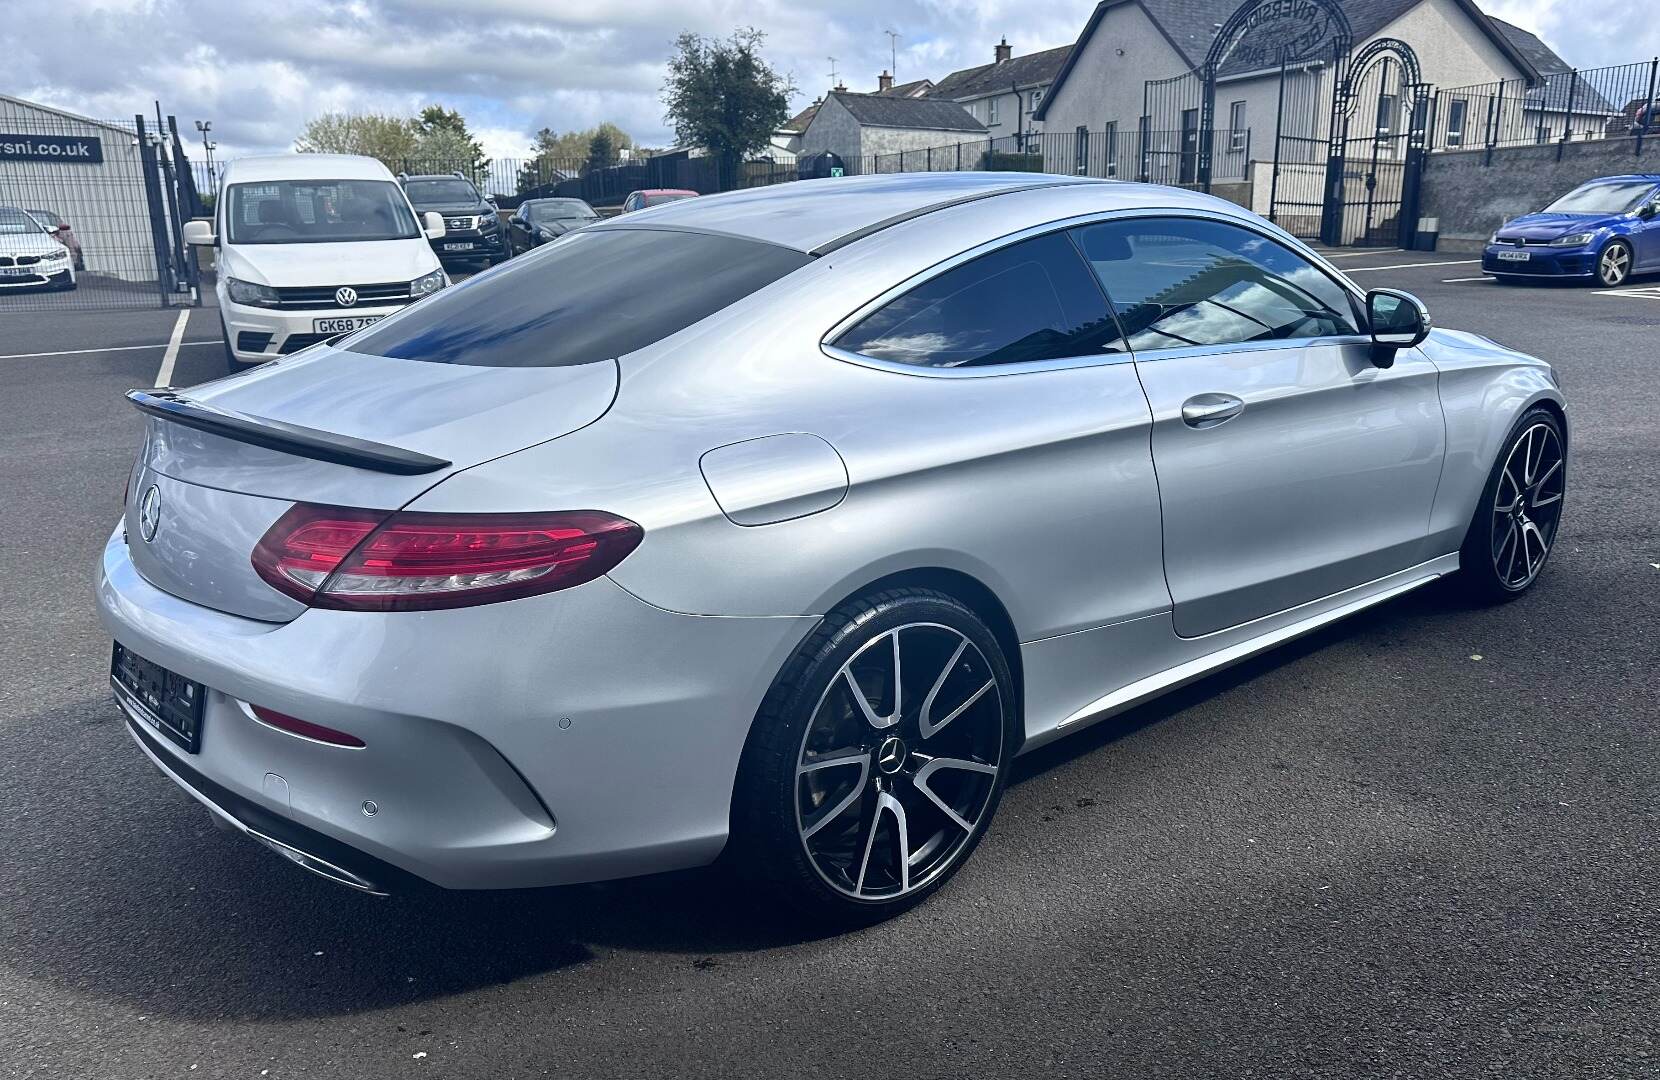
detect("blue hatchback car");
top-left (1483, 174), bottom-right (1660, 287)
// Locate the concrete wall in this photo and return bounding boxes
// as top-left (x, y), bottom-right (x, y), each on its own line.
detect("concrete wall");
top-left (861, 127), bottom-right (987, 158)
top-left (796, 96), bottom-right (863, 163)
top-left (1421, 135), bottom-right (1660, 250)
top-left (960, 85), bottom-right (1052, 140)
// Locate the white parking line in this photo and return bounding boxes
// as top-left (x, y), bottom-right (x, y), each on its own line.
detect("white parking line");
top-left (1344, 259), bottom-right (1482, 273)
top-left (0, 340), bottom-right (219, 361)
top-left (1594, 286), bottom-right (1660, 300)
top-left (1442, 276), bottom-right (1494, 283)
top-left (154, 310), bottom-right (190, 387)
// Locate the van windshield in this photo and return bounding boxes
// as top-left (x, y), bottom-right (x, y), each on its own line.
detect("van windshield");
top-left (225, 180), bottom-right (420, 244)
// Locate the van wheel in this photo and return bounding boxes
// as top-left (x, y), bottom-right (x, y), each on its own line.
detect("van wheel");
top-left (730, 587), bottom-right (1017, 925)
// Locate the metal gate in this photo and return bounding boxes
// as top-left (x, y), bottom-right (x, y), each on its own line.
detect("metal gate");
top-left (0, 105), bottom-right (200, 313)
top-left (1144, 0), bottom-right (1433, 249)
top-left (1331, 39), bottom-right (1431, 246)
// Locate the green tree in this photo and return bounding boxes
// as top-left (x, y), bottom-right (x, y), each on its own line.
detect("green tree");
top-left (413, 105), bottom-right (489, 175)
top-left (661, 27), bottom-right (793, 187)
top-left (517, 123), bottom-right (634, 193)
top-left (294, 112), bottom-right (419, 170)
top-left (585, 129), bottom-right (618, 171)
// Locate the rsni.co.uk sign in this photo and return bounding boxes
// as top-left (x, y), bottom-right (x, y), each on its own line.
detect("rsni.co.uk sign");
top-left (0, 134), bottom-right (105, 164)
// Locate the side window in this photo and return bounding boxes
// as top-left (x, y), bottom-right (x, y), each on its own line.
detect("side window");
top-left (833, 230), bottom-right (1122, 369)
top-left (1070, 217), bottom-right (1359, 353)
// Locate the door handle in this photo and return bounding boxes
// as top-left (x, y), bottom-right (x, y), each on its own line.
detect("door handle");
top-left (1180, 393), bottom-right (1245, 429)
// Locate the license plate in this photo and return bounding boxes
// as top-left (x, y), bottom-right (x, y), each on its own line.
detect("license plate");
top-left (0, 266), bottom-right (33, 277)
top-left (1496, 250), bottom-right (1530, 262)
top-left (443, 242), bottom-right (474, 252)
top-left (111, 642), bottom-right (205, 753)
top-left (313, 315), bottom-right (383, 334)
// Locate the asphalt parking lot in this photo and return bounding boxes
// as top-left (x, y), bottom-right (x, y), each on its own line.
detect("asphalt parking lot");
top-left (1, 248), bottom-right (1655, 1079)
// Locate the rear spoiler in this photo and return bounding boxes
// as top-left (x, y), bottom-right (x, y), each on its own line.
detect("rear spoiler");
top-left (126, 389), bottom-right (452, 476)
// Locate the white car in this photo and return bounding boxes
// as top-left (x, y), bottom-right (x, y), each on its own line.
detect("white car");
top-left (0, 205), bottom-right (75, 291)
top-left (184, 154), bottom-right (449, 370)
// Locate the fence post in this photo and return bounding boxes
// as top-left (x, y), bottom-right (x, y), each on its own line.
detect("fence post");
top-left (134, 115), bottom-right (175, 309)
top-left (956, 142), bottom-right (962, 170)
top-left (1557, 70), bottom-right (1579, 162)
top-left (1482, 87), bottom-right (1498, 166)
top-left (1638, 59), bottom-right (1659, 157)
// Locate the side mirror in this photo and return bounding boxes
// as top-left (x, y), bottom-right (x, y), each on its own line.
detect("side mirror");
top-left (1366, 288), bottom-right (1430, 368)
top-left (1639, 202), bottom-right (1658, 220)
top-left (182, 220), bottom-right (216, 246)
top-left (423, 211), bottom-right (446, 240)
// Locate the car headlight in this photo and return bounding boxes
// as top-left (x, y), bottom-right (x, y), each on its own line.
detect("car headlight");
top-left (477, 213), bottom-right (497, 230)
top-left (42, 247), bottom-right (69, 261)
top-left (538, 226), bottom-right (560, 240)
top-left (1550, 232), bottom-right (1595, 247)
top-left (409, 269), bottom-right (445, 298)
top-left (1489, 232), bottom-right (1502, 244)
top-left (225, 276), bottom-right (280, 307)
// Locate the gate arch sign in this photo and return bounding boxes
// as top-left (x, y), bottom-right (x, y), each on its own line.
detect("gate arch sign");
top-left (1205, 0), bottom-right (1353, 75)
top-left (1197, 0), bottom-right (1354, 239)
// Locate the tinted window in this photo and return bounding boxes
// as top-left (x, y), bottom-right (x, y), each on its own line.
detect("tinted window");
top-left (346, 228), bottom-right (811, 368)
top-left (1073, 217), bottom-right (1358, 352)
top-left (644, 193), bottom-right (694, 207)
top-left (834, 231), bottom-right (1121, 369)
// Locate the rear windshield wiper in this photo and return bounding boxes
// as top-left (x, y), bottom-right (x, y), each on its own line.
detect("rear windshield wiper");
top-left (126, 389), bottom-right (452, 476)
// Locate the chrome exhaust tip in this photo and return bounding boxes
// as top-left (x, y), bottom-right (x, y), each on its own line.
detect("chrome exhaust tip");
top-left (248, 830), bottom-right (388, 896)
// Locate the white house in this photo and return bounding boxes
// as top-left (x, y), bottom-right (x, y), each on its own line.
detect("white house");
top-left (1033, 0), bottom-right (1596, 172)
top-left (795, 92), bottom-right (989, 171)
top-left (928, 39), bottom-right (1074, 147)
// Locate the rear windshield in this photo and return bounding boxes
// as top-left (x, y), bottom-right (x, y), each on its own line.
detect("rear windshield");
top-left (646, 193), bottom-right (694, 207)
top-left (345, 227), bottom-right (812, 367)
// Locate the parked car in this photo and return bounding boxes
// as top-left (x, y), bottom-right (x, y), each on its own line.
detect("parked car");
top-left (106, 173), bottom-right (1566, 923)
top-left (619, 188), bottom-right (698, 213)
top-left (505, 198), bottom-right (601, 254)
top-left (0, 205), bottom-right (75, 291)
top-left (182, 154), bottom-right (448, 371)
top-left (1484, 173), bottom-right (1660, 286)
top-left (399, 172), bottom-right (507, 268)
top-left (26, 208), bottom-right (83, 270)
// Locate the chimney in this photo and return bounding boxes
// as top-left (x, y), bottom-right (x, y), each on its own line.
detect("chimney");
top-left (877, 70), bottom-right (894, 92)
top-left (833, 80), bottom-right (847, 92)
top-left (994, 37), bottom-right (1012, 64)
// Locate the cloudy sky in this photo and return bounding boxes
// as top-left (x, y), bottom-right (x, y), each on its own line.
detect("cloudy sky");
top-left (2, 0), bottom-right (1655, 160)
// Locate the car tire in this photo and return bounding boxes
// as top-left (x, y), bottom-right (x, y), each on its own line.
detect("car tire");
top-left (1457, 406), bottom-right (1566, 603)
top-left (729, 586), bottom-right (1017, 925)
top-left (1595, 239), bottom-right (1633, 287)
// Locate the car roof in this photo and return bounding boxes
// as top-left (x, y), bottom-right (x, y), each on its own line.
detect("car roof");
top-left (595, 172), bottom-right (1230, 253)
top-left (634, 189), bottom-right (698, 196)
top-left (222, 154), bottom-right (396, 184)
top-left (1585, 174), bottom-right (1660, 183)
top-left (402, 174), bottom-right (475, 183)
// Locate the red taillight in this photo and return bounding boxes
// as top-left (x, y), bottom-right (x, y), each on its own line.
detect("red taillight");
top-left (252, 504), bottom-right (643, 612)
top-left (250, 704), bottom-right (366, 748)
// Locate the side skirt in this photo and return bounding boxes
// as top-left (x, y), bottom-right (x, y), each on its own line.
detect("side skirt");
top-left (1019, 552), bottom-right (1460, 753)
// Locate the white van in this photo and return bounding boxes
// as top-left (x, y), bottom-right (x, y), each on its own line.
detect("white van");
top-left (184, 154), bottom-right (449, 369)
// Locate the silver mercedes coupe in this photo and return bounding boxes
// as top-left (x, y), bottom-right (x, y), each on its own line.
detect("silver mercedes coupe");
top-left (100, 172), bottom-right (1567, 921)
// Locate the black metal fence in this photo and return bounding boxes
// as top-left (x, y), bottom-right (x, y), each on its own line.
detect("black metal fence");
top-left (1430, 57), bottom-right (1660, 157)
top-left (0, 109), bottom-right (201, 312)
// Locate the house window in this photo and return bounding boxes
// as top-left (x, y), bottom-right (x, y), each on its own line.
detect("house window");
top-left (1228, 101), bottom-right (1246, 151)
top-left (1104, 121), bottom-right (1119, 177)
top-left (1446, 98), bottom-right (1467, 147)
top-left (1375, 94), bottom-right (1397, 136)
top-left (987, 97), bottom-right (1000, 126)
top-left (1075, 126), bottom-right (1090, 174)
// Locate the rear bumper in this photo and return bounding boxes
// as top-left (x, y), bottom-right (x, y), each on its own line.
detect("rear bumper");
top-left (1482, 245), bottom-right (1597, 278)
top-left (96, 526), bottom-right (816, 891)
